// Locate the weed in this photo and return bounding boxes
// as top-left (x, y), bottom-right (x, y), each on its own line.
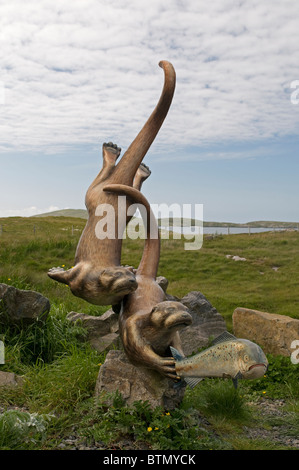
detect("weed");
top-left (242, 354), bottom-right (299, 399)
top-left (20, 345), bottom-right (103, 413)
top-left (184, 379), bottom-right (253, 424)
top-left (78, 392), bottom-right (229, 450)
top-left (0, 410), bottom-right (53, 450)
top-left (1, 305), bottom-right (88, 370)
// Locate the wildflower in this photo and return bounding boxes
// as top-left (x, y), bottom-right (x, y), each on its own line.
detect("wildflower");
top-left (262, 391), bottom-right (266, 394)
top-left (154, 427), bottom-right (159, 430)
top-left (7, 278), bottom-right (11, 281)
top-left (62, 265), bottom-right (65, 267)
top-left (165, 412), bottom-right (170, 416)
top-left (147, 427), bottom-right (152, 432)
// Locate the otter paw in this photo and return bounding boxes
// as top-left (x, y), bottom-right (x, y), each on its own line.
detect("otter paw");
top-left (103, 142), bottom-right (121, 157)
top-left (123, 264), bottom-right (137, 274)
top-left (47, 266), bottom-right (70, 284)
top-left (137, 162), bottom-right (151, 180)
top-left (157, 358), bottom-right (178, 380)
top-left (48, 266), bottom-right (65, 273)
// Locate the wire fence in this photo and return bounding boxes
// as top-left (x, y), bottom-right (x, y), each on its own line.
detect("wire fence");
top-left (0, 223), bottom-right (84, 238)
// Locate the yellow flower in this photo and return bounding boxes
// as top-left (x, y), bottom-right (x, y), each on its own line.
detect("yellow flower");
top-left (262, 391), bottom-right (266, 394)
top-left (147, 427), bottom-right (152, 432)
top-left (165, 412), bottom-right (170, 416)
top-left (154, 427), bottom-right (159, 430)
top-left (62, 264), bottom-right (65, 267)
top-left (7, 278), bottom-right (11, 281)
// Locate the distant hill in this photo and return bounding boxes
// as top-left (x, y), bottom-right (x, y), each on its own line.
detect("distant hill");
top-left (31, 209), bottom-right (298, 229)
top-left (32, 209), bottom-right (88, 219)
top-left (158, 217), bottom-right (299, 229)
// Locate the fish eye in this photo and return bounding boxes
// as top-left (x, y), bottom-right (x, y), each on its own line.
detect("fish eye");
top-left (243, 354), bottom-right (249, 362)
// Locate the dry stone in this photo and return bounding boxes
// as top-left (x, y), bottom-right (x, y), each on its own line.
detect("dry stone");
top-left (67, 309), bottom-right (120, 353)
top-left (179, 291), bottom-right (227, 355)
top-left (0, 371), bottom-right (23, 388)
top-left (95, 350), bottom-right (185, 410)
top-left (89, 332), bottom-right (120, 353)
top-left (0, 283), bottom-right (50, 326)
top-left (233, 307), bottom-right (299, 356)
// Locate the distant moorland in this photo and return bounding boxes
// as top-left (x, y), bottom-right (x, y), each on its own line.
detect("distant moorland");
top-left (32, 208), bottom-right (299, 229)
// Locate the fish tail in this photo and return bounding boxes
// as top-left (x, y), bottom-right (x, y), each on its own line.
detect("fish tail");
top-left (170, 347), bottom-right (204, 389)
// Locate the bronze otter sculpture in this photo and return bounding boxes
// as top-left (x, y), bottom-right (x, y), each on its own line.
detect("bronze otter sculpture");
top-left (103, 183), bottom-right (192, 379)
top-left (48, 61), bottom-right (176, 306)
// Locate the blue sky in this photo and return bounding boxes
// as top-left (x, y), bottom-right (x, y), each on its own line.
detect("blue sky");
top-left (0, 0), bottom-right (298, 223)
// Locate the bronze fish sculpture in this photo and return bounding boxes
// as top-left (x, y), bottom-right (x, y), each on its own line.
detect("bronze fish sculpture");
top-left (170, 331), bottom-right (268, 389)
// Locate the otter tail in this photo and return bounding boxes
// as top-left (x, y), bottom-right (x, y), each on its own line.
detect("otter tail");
top-left (112, 61), bottom-right (176, 185)
top-left (103, 184), bottom-right (160, 279)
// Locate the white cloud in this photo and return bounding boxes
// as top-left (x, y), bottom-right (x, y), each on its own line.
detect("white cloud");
top-left (0, 0), bottom-right (298, 155)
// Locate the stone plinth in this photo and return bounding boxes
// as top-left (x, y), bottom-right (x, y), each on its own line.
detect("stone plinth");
top-left (95, 350), bottom-right (185, 410)
top-left (233, 307), bottom-right (299, 356)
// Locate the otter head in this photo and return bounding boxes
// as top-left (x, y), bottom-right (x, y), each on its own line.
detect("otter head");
top-left (150, 301), bottom-right (192, 330)
top-left (69, 265), bottom-right (138, 306)
top-left (99, 266), bottom-right (138, 302)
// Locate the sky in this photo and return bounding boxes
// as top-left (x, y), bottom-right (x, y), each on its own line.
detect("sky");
top-left (0, 0), bottom-right (298, 223)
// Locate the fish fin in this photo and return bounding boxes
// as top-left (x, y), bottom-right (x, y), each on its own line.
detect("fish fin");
top-left (173, 380), bottom-right (185, 390)
top-left (211, 331), bottom-right (237, 346)
top-left (184, 377), bottom-right (203, 389)
top-left (170, 346), bottom-right (184, 362)
top-left (232, 378), bottom-right (238, 389)
top-left (232, 371), bottom-right (243, 389)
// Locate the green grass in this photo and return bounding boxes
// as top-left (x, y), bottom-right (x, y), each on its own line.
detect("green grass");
top-left (0, 216), bottom-right (299, 450)
top-left (1, 216), bottom-right (299, 322)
